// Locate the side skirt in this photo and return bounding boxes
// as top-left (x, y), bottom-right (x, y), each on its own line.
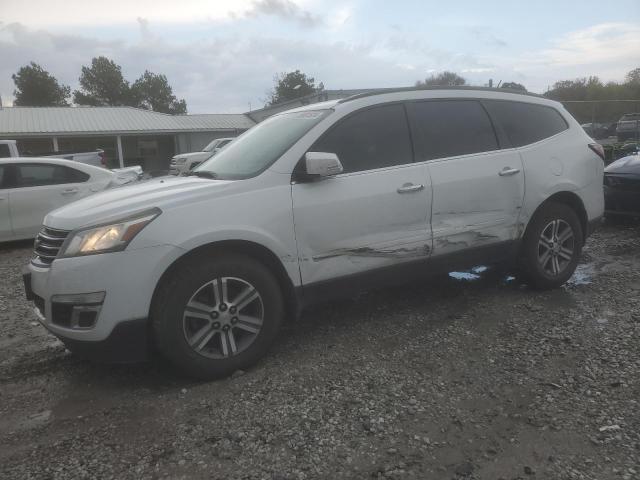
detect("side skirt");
top-left (296, 240), bottom-right (520, 310)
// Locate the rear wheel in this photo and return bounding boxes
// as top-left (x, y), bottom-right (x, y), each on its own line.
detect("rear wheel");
top-left (520, 202), bottom-right (583, 289)
top-left (152, 253), bottom-right (284, 379)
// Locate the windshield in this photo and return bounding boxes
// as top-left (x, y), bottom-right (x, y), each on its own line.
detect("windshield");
top-left (195, 110), bottom-right (330, 180)
top-left (202, 139), bottom-right (220, 152)
top-left (621, 114), bottom-right (640, 121)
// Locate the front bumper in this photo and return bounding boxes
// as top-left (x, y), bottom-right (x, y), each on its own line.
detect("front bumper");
top-left (24, 244), bottom-right (183, 362)
top-left (604, 184), bottom-right (640, 216)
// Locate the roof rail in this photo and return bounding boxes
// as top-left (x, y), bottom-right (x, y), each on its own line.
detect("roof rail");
top-left (337, 86), bottom-right (546, 104)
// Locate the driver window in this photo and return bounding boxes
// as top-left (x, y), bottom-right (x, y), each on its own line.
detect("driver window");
top-left (310, 103), bottom-right (414, 173)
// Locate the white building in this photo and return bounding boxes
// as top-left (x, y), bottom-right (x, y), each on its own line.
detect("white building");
top-left (0, 106), bottom-right (255, 171)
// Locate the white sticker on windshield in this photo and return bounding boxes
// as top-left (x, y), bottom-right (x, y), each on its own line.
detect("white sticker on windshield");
top-left (293, 111), bottom-right (325, 119)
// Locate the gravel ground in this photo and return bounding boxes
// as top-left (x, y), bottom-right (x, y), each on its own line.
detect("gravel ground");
top-left (1, 221), bottom-right (639, 480)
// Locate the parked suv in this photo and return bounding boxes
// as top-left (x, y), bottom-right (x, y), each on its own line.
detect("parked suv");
top-left (169, 137), bottom-right (235, 175)
top-left (616, 113), bottom-right (640, 142)
top-left (24, 88), bottom-right (604, 378)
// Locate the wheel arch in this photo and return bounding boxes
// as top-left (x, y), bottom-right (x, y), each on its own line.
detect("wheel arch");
top-left (150, 240), bottom-right (300, 324)
top-left (525, 191), bottom-right (588, 244)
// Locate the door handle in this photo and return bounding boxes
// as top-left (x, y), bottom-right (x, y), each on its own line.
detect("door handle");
top-left (499, 167), bottom-right (521, 177)
top-left (397, 183), bottom-right (425, 194)
top-left (61, 188), bottom-right (79, 195)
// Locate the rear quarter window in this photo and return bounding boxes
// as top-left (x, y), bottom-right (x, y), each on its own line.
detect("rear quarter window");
top-left (0, 144), bottom-right (11, 158)
top-left (484, 101), bottom-right (568, 147)
top-left (15, 163), bottom-right (90, 188)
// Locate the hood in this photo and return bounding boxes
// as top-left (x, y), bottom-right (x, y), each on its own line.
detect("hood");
top-left (45, 175), bottom-right (234, 230)
top-left (172, 151), bottom-right (211, 160)
top-left (605, 155), bottom-right (640, 175)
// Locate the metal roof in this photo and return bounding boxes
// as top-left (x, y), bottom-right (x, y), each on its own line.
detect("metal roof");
top-left (0, 106), bottom-right (255, 137)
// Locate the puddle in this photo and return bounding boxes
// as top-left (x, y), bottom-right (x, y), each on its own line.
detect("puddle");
top-left (449, 271), bottom-right (481, 281)
top-left (567, 263), bottom-right (596, 286)
top-left (448, 266), bottom-right (514, 284)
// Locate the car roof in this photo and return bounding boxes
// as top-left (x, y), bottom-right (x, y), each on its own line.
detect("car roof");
top-left (281, 87), bottom-right (563, 116)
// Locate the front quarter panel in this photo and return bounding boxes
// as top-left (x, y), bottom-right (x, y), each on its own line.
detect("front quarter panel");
top-left (130, 170), bottom-right (301, 286)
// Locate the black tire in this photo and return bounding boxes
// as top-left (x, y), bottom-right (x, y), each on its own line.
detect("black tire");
top-left (152, 252), bottom-right (284, 379)
top-left (520, 202), bottom-right (583, 290)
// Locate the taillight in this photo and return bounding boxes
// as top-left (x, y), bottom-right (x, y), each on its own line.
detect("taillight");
top-left (588, 143), bottom-right (605, 162)
top-left (99, 151), bottom-right (106, 166)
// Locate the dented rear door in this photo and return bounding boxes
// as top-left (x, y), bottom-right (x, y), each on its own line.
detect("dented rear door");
top-left (407, 99), bottom-right (524, 258)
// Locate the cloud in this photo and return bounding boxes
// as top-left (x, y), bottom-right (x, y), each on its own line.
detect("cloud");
top-left (505, 22), bottom-right (640, 90)
top-left (0, 0), bottom-right (254, 27)
top-left (539, 22), bottom-right (640, 67)
top-left (2, 20), bottom-right (637, 112)
top-left (0, 22), bottom-right (419, 112)
top-left (243, 0), bottom-right (322, 27)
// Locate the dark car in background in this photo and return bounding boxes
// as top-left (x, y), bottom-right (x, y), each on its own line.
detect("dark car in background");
top-left (616, 113), bottom-right (640, 142)
top-left (581, 122), bottom-right (616, 140)
top-left (604, 154), bottom-right (640, 218)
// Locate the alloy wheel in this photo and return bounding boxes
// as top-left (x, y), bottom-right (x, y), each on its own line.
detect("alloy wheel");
top-left (537, 219), bottom-right (575, 276)
top-left (182, 277), bottom-right (264, 359)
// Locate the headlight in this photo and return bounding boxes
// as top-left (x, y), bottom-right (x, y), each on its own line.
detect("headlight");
top-left (176, 157), bottom-right (187, 164)
top-left (59, 208), bottom-right (161, 258)
top-left (604, 175), bottom-right (620, 187)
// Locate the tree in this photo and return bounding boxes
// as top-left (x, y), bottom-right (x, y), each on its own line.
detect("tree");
top-left (131, 71), bottom-right (187, 114)
top-left (544, 70), bottom-right (640, 123)
top-left (625, 67), bottom-right (640, 85)
top-left (416, 71), bottom-right (466, 87)
top-left (12, 62), bottom-right (70, 106)
top-left (73, 56), bottom-right (133, 106)
top-left (501, 82), bottom-right (527, 92)
top-left (266, 70), bottom-right (318, 106)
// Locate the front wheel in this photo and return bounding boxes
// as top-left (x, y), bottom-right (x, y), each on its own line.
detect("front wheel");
top-left (152, 253), bottom-right (284, 379)
top-left (520, 203), bottom-right (583, 289)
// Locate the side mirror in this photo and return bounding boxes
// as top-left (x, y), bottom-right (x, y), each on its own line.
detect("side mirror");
top-left (304, 152), bottom-right (343, 178)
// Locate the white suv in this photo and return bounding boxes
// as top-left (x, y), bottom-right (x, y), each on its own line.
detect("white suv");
top-left (24, 88), bottom-right (604, 378)
top-left (169, 137), bottom-right (235, 175)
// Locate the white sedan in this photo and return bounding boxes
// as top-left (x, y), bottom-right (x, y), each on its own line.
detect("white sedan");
top-left (0, 158), bottom-right (133, 242)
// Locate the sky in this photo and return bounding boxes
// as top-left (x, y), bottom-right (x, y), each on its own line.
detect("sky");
top-left (0, 0), bottom-right (639, 113)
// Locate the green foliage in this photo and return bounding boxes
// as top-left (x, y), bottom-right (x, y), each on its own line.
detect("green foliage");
top-left (132, 71), bottom-right (187, 114)
top-left (544, 69), bottom-right (640, 123)
top-left (71, 57), bottom-right (187, 113)
top-left (416, 71), bottom-right (467, 87)
top-left (267, 70), bottom-right (318, 106)
top-left (73, 56), bottom-right (133, 106)
top-left (626, 68), bottom-right (640, 85)
top-left (12, 62), bottom-right (70, 106)
top-left (501, 82), bottom-right (526, 92)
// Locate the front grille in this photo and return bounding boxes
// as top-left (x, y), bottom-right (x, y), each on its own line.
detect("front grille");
top-left (32, 226), bottom-right (70, 268)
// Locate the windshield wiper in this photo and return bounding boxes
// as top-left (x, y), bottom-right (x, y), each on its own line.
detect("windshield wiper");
top-left (187, 170), bottom-right (218, 179)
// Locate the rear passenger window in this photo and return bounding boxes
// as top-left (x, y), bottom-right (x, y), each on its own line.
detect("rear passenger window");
top-left (16, 164), bottom-right (89, 188)
top-left (0, 144), bottom-right (10, 158)
top-left (484, 101), bottom-right (568, 147)
top-left (311, 104), bottom-right (413, 173)
top-left (408, 100), bottom-right (499, 160)
top-left (0, 166), bottom-right (4, 187)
